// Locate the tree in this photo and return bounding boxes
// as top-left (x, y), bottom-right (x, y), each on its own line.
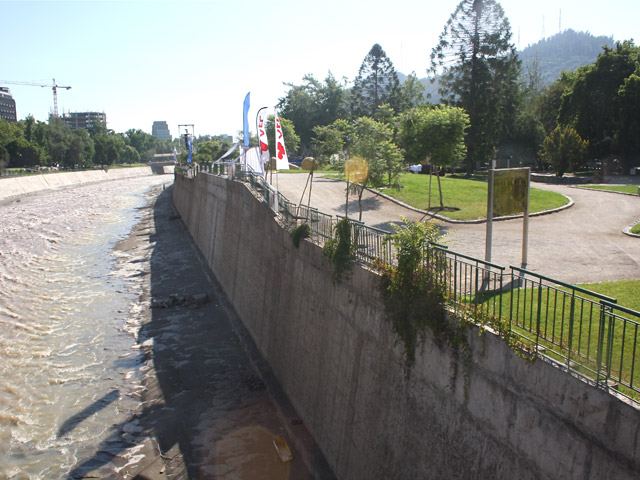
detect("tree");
top-left (429, 0), bottom-right (521, 174)
top-left (6, 137), bottom-right (44, 167)
top-left (540, 125), bottom-right (588, 177)
top-left (399, 105), bottom-right (469, 207)
top-left (87, 117), bottom-right (108, 138)
top-left (0, 144), bottom-right (8, 173)
top-left (336, 117), bottom-right (404, 221)
top-left (277, 73), bottom-right (347, 153)
top-left (193, 140), bottom-right (223, 167)
top-left (617, 64), bottom-right (640, 159)
top-left (558, 41), bottom-right (640, 163)
top-left (558, 42), bottom-right (639, 146)
top-left (119, 145), bottom-right (141, 165)
top-left (47, 117), bottom-right (71, 167)
top-left (351, 44), bottom-right (401, 118)
top-left (94, 133), bottom-right (125, 165)
top-left (533, 71), bottom-right (577, 135)
top-left (0, 119), bottom-right (24, 146)
top-left (397, 72), bottom-right (426, 112)
top-left (312, 119), bottom-right (354, 166)
top-left (352, 116), bottom-right (403, 189)
top-left (67, 129), bottom-right (94, 167)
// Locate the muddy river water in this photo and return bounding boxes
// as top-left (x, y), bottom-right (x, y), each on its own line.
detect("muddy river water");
top-left (0, 176), bottom-right (172, 478)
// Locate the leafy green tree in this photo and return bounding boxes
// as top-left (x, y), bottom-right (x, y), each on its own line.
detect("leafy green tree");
top-left (533, 71), bottom-right (577, 135)
top-left (398, 72), bottom-right (426, 112)
top-left (558, 41), bottom-right (639, 149)
top-left (47, 117), bottom-right (71, 167)
top-left (540, 125), bottom-right (588, 177)
top-left (337, 117), bottom-right (404, 221)
top-left (67, 129), bottom-right (94, 167)
top-left (94, 133), bottom-right (125, 165)
top-left (277, 73), bottom-right (347, 153)
top-left (510, 110), bottom-right (546, 164)
top-left (119, 145), bottom-right (141, 164)
top-left (124, 128), bottom-right (160, 161)
top-left (373, 103), bottom-right (396, 127)
top-left (352, 116), bottom-right (403, 189)
top-left (87, 117), bottom-right (108, 138)
top-left (0, 144), bottom-right (8, 173)
top-left (312, 119), bottom-right (355, 166)
top-left (6, 137), bottom-right (44, 167)
top-left (617, 64), bottom-right (640, 158)
top-left (23, 115), bottom-right (36, 143)
top-left (429, 0), bottom-right (521, 174)
top-left (193, 140), bottom-right (223, 166)
top-left (351, 44), bottom-right (401, 118)
top-left (399, 105), bottom-right (469, 207)
top-left (0, 118), bottom-right (24, 146)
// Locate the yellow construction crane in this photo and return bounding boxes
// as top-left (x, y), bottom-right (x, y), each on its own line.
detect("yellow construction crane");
top-left (0, 78), bottom-right (71, 117)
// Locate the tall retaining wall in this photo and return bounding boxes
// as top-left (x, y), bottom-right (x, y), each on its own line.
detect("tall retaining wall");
top-left (173, 172), bottom-right (640, 479)
top-left (0, 165), bottom-right (173, 202)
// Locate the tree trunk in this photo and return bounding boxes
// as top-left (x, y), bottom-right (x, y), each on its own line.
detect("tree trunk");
top-left (437, 170), bottom-right (444, 209)
top-left (428, 164), bottom-right (433, 210)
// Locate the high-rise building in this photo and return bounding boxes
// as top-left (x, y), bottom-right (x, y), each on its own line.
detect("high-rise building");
top-left (62, 111), bottom-right (106, 130)
top-left (0, 87), bottom-right (17, 123)
top-left (152, 121), bottom-right (171, 140)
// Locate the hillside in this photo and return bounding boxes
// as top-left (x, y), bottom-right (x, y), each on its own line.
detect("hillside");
top-left (519, 29), bottom-right (615, 85)
top-left (404, 29), bottom-right (615, 100)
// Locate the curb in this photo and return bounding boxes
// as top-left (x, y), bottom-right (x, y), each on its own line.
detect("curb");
top-left (569, 185), bottom-right (640, 197)
top-left (365, 186), bottom-right (575, 225)
top-left (623, 221), bottom-right (640, 238)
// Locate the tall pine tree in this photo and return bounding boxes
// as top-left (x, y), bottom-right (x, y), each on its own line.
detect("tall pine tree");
top-left (429, 0), bottom-right (520, 174)
top-left (351, 44), bottom-right (401, 118)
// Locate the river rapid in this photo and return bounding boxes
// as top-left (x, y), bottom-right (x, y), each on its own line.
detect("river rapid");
top-left (0, 175), bottom-right (172, 479)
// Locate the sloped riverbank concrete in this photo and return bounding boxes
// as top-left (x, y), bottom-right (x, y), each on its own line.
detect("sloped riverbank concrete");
top-left (0, 165), bottom-right (173, 202)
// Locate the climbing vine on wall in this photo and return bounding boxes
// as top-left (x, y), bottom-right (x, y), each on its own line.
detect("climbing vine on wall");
top-left (377, 218), bottom-right (458, 375)
top-left (290, 223), bottom-right (311, 248)
top-left (323, 217), bottom-right (357, 283)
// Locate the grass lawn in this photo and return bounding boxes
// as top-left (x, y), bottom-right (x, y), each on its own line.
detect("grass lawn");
top-left (577, 279), bottom-right (640, 311)
top-left (469, 278), bottom-right (640, 399)
top-left (577, 184), bottom-right (640, 195)
top-left (382, 173), bottom-right (569, 221)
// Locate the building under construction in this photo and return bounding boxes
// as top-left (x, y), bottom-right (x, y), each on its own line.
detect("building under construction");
top-left (62, 111), bottom-right (106, 130)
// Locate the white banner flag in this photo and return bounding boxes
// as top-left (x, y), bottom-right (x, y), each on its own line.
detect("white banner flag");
top-left (257, 107), bottom-right (270, 166)
top-left (274, 110), bottom-right (289, 171)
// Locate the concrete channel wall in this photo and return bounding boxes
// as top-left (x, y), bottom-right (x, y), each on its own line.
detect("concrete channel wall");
top-left (0, 165), bottom-right (173, 202)
top-left (173, 172), bottom-right (640, 479)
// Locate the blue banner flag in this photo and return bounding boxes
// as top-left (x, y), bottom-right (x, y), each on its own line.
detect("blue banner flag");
top-left (243, 92), bottom-right (250, 147)
top-left (187, 136), bottom-right (192, 163)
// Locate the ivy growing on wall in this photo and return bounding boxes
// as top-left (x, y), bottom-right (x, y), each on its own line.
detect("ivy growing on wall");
top-left (377, 217), bottom-right (534, 385)
top-left (376, 218), bottom-right (456, 375)
top-left (290, 223), bottom-right (311, 248)
top-left (323, 217), bottom-right (357, 283)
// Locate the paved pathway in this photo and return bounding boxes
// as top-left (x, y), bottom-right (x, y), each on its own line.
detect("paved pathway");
top-left (273, 173), bottom-right (640, 285)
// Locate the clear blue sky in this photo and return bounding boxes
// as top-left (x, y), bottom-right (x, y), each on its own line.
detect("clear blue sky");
top-left (2, 0), bottom-right (638, 139)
